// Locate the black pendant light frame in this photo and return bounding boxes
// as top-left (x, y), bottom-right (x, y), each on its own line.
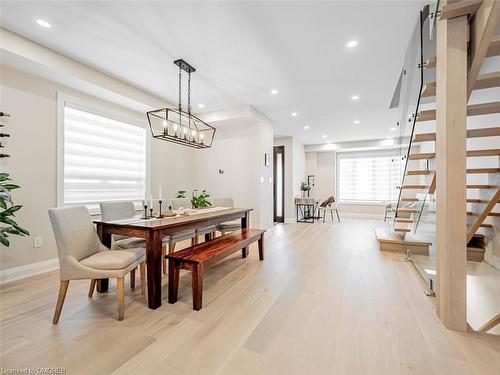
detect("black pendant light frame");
top-left (147, 59), bottom-right (216, 149)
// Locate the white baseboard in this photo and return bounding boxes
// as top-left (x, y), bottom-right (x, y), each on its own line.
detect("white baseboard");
top-left (0, 258), bottom-right (59, 285)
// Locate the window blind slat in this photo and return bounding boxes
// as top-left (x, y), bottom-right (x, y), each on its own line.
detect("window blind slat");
top-left (338, 154), bottom-right (401, 202)
top-left (63, 105), bottom-right (146, 208)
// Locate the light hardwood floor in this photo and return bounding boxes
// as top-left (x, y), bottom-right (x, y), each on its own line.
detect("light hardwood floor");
top-left (1, 219), bottom-right (499, 374)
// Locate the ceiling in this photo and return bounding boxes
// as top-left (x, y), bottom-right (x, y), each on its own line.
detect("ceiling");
top-left (0, 1), bottom-right (424, 145)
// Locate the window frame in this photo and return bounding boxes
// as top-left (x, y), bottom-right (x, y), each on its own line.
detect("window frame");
top-left (56, 92), bottom-right (151, 214)
top-left (335, 148), bottom-right (401, 204)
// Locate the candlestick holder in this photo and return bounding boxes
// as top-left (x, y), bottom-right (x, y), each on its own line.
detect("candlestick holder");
top-left (156, 200), bottom-right (163, 218)
top-left (142, 205), bottom-right (149, 219)
top-left (150, 208), bottom-right (154, 219)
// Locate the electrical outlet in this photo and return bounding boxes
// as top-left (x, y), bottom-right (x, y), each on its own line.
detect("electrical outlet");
top-left (33, 236), bottom-right (42, 248)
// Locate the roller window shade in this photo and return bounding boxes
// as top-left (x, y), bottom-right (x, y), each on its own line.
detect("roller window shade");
top-left (338, 152), bottom-right (401, 202)
top-left (62, 105), bottom-right (146, 211)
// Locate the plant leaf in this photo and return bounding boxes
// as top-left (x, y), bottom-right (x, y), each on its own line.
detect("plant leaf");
top-left (1, 184), bottom-right (20, 191)
top-left (0, 230), bottom-right (10, 247)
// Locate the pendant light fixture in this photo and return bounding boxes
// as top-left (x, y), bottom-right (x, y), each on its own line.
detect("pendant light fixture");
top-left (146, 59), bottom-right (215, 148)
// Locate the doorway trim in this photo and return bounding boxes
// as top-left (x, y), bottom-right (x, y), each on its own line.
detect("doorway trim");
top-left (273, 145), bottom-right (285, 223)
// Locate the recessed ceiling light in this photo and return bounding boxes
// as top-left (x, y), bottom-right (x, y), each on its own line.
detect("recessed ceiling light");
top-left (347, 40), bottom-right (358, 48)
top-left (351, 95), bottom-right (360, 101)
top-left (198, 103), bottom-right (205, 108)
top-left (36, 19), bottom-right (51, 28)
top-left (354, 120), bottom-right (360, 124)
top-left (390, 127), bottom-right (396, 131)
top-left (304, 125), bottom-right (310, 130)
top-left (322, 134), bottom-right (327, 139)
top-left (270, 89), bottom-right (278, 95)
top-left (291, 112), bottom-right (298, 117)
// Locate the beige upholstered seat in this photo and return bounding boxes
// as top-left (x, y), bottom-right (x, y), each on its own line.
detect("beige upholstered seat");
top-left (99, 201), bottom-right (192, 274)
top-left (48, 206), bottom-right (146, 322)
top-left (169, 197), bottom-right (216, 244)
top-left (213, 197), bottom-right (241, 234)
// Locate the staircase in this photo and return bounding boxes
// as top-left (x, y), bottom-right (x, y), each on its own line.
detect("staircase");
top-left (379, 0), bottom-right (500, 334)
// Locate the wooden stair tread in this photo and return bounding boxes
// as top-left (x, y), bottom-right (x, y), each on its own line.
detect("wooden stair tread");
top-left (467, 168), bottom-right (500, 174)
top-left (413, 127), bottom-right (500, 142)
top-left (467, 184), bottom-right (497, 188)
top-left (421, 71), bottom-right (500, 98)
top-left (467, 199), bottom-right (488, 203)
top-left (475, 71), bottom-right (500, 90)
top-left (374, 228), bottom-right (432, 246)
top-left (439, 0), bottom-right (482, 20)
top-left (401, 184), bottom-right (429, 189)
top-left (467, 148), bottom-right (500, 157)
top-left (401, 197), bottom-right (419, 202)
top-left (480, 224), bottom-right (493, 228)
top-left (468, 211), bottom-right (500, 216)
top-left (398, 208), bottom-right (418, 213)
top-left (406, 170), bottom-right (434, 175)
top-left (394, 228), bottom-right (411, 233)
top-left (423, 38), bottom-right (500, 71)
top-left (417, 101), bottom-right (500, 122)
top-left (421, 82), bottom-right (436, 97)
top-left (467, 246), bottom-right (486, 252)
top-left (409, 152), bottom-right (435, 160)
top-left (412, 150), bottom-right (500, 158)
top-left (486, 37), bottom-right (500, 57)
top-left (425, 56), bottom-right (436, 69)
top-left (396, 218), bottom-right (413, 223)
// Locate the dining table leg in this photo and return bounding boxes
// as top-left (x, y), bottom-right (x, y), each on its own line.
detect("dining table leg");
top-left (96, 223), bottom-right (111, 293)
top-left (241, 212), bottom-right (249, 258)
top-left (146, 230), bottom-right (163, 309)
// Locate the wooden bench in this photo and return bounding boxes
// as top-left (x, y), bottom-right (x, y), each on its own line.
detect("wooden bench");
top-left (166, 228), bottom-right (265, 310)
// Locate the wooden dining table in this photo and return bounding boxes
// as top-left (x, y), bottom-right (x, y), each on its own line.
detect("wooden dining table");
top-left (94, 207), bottom-right (252, 309)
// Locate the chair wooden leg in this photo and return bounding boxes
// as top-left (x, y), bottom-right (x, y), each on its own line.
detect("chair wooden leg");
top-left (168, 242), bottom-right (176, 254)
top-left (330, 209), bottom-right (334, 221)
top-left (88, 279), bottom-right (96, 297)
top-left (168, 260), bottom-right (180, 304)
top-left (192, 264), bottom-right (203, 311)
top-left (258, 235), bottom-right (265, 261)
top-left (130, 268), bottom-right (136, 290)
top-left (53, 280), bottom-right (69, 324)
top-left (140, 261), bottom-right (146, 295)
top-left (322, 210), bottom-right (326, 223)
top-left (117, 277), bottom-right (125, 321)
top-left (162, 246), bottom-right (167, 275)
top-left (191, 236), bottom-right (199, 246)
top-left (212, 231), bottom-right (216, 239)
top-left (335, 209), bottom-right (340, 222)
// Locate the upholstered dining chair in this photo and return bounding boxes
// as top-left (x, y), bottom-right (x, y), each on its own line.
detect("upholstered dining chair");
top-left (213, 197), bottom-right (241, 235)
top-left (318, 196), bottom-right (340, 223)
top-left (169, 197), bottom-right (216, 245)
top-left (48, 206), bottom-right (145, 322)
top-left (100, 201), bottom-right (193, 275)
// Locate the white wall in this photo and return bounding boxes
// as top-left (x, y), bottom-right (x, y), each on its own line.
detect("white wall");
top-left (192, 116), bottom-right (274, 229)
top-left (0, 66), bottom-right (196, 271)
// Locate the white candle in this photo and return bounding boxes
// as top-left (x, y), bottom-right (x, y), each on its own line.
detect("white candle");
top-left (159, 186), bottom-right (162, 200)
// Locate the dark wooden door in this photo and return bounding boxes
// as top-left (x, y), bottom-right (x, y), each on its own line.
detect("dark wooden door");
top-left (273, 146), bottom-right (285, 223)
